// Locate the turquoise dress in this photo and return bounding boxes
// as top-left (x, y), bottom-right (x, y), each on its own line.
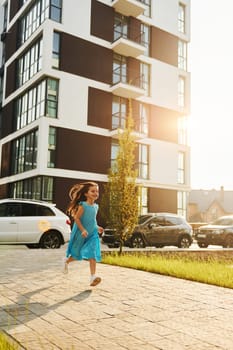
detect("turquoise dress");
top-left (66, 201), bottom-right (101, 262)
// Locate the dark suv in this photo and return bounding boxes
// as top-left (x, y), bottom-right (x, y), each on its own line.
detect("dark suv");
top-left (102, 213), bottom-right (193, 249)
top-left (196, 215), bottom-right (233, 248)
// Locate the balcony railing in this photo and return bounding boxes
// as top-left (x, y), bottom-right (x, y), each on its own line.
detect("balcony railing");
top-left (111, 66), bottom-right (146, 98)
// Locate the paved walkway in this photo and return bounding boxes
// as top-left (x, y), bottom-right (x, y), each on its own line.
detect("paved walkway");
top-left (0, 245), bottom-right (233, 350)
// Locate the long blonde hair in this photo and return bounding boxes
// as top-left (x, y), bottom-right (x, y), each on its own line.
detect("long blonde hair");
top-left (67, 181), bottom-right (98, 216)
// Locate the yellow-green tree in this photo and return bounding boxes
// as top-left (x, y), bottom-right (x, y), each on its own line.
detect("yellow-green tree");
top-left (101, 100), bottom-right (139, 254)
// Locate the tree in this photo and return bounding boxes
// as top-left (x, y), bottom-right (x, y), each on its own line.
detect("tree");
top-left (100, 100), bottom-right (139, 254)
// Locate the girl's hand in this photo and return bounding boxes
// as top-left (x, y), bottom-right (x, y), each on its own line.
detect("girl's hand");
top-left (98, 226), bottom-right (104, 236)
top-left (81, 230), bottom-right (88, 238)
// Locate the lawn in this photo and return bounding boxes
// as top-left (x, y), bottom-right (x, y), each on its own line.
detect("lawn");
top-left (102, 252), bottom-right (233, 289)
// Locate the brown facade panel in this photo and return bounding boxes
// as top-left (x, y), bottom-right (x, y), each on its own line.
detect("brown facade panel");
top-left (9, 0), bottom-right (20, 21)
top-left (5, 21), bottom-right (18, 62)
top-left (91, 0), bottom-right (114, 42)
top-left (88, 87), bottom-right (112, 129)
top-left (148, 187), bottom-right (177, 213)
top-left (1, 101), bottom-right (14, 138)
top-left (5, 60), bottom-right (16, 97)
top-left (151, 27), bottom-right (178, 67)
top-left (0, 183), bottom-right (9, 199)
top-left (0, 141), bottom-right (11, 178)
top-left (60, 33), bottom-right (113, 84)
top-left (149, 105), bottom-right (180, 143)
top-left (56, 128), bottom-right (111, 174)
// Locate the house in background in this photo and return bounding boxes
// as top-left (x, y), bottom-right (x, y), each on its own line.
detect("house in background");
top-left (187, 186), bottom-right (233, 223)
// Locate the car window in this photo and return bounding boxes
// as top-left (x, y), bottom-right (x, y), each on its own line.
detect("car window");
top-left (138, 215), bottom-right (153, 224)
top-left (1, 203), bottom-right (21, 217)
top-left (37, 205), bottom-right (54, 216)
top-left (21, 203), bottom-right (37, 216)
top-left (164, 216), bottom-right (183, 226)
top-left (149, 217), bottom-right (165, 226)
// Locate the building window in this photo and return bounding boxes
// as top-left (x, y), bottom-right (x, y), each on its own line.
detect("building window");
top-left (178, 152), bottom-right (185, 184)
top-left (3, 2), bottom-right (8, 30)
top-left (17, 38), bottom-right (43, 88)
top-left (143, 0), bottom-right (151, 18)
top-left (52, 32), bottom-right (60, 69)
top-left (14, 78), bottom-right (59, 130)
top-left (139, 186), bottom-right (148, 214)
top-left (48, 127), bottom-right (56, 168)
top-left (11, 129), bottom-right (38, 175)
top-left (50, 0), bottom-right (62, 22)
top-left (141, 62), bottom-right (150, 96)
top-left (178, 40), bottom-right (187, 71)
top-left (178, 116), bottom-right (188, 145)
top-left (19, 0), bottom-right (62, 46)
top-left (138, 144), bottom-right (149, 179)
top-left (137, 103), bottom-right (149, 135)
top-left (141, 23), bottom-right (150, 56)
top-left (177, 191), bottom-right (187, 217)
top-left (178, 3), bottom-right (185, 33)
top-left (114, 13), bottom-right (128, 41)
top-left (178, 76), bottom-right (185, 108)
top-left (113, 53), bottom-right (127, 85)
top-left (112, 96), bottom-right (127, 129)
top-left (10, 176), bottom-right (54, 201)
top-left (111, 141), bottom-right (119, 168)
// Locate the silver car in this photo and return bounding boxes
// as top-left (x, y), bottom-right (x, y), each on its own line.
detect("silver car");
top-left (0, 199), bottom-right (71, 249)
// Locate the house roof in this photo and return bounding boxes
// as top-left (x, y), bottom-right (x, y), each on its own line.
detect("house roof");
top-left (188, 188), bottom-right (233, 213)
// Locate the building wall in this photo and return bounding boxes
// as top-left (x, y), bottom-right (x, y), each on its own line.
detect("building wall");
top-left (0, 0), bottom-right (191, 217)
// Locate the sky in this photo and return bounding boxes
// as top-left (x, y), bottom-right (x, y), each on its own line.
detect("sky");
top-left (189, 0), bottom-right (233, 190)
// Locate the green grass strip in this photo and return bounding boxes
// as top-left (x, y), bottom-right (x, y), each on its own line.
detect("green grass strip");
top-left (102, 253), bottom-right (233, 289)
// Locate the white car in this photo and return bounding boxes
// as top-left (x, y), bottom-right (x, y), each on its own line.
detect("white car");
top-left (0, 199), bottom-right (71, 249)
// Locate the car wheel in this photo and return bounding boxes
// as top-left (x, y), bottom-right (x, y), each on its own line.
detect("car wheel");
top-left (40, 231), bottom-right (62, 249)
top-left (178, 235), bottom-right (191, 248)
top-left (197, 242), bottom-right (208, 248)
top-left (224, 235), bottom-right (233, 248)
top-left (131, 233), bottom-right (145, 248)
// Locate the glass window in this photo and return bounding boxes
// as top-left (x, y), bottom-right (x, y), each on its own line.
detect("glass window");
top-left (51, 0), bottom-right (62, 22)
top-left (178, 116), bottom-right (188, 145)
top-left (14, 78), bottom-right (58, 131)
top-left (143, 0), bottom-right (151, 18)
top-left (114, 13), bottom-right (128, 41)
top-left (138, 103), bottom-right (149, 135)
top-left (17, 38), bottom-right (43, 88)
top-left (141, 23), bottom-right (150, 56)
top-left (112, 96), bottom-right (127, 129)
top-left (178, 40), bottom-right (187, 71)
top-left (48, 127), bottom-right (56, 168)
top-left (19, 0), bottom-right (62, 46)
top-left (177, 191), bottom-right (187, 217)
top-left (178, 3), bottom-right (185, 33)
top-left (178, 76), bottom-right (185, 108)
top-left (139, 186), bottom-right (148, 214)
top-left (178, 152), bottom-right (185, 184)
top-left (111, 141), bottom-right (119, 168)
top-left (141, 62), bottom-right (150, 96)
top-left (10, 176), bottom-right (54, 202)
top-left (52, 32), bottom-right (60, 69)
top-left (138, 144), bottom-right (149, 179)
top-left (11, 129), bottom-right (38, 175)
top-left (113, 53), bottom-right (127, 85)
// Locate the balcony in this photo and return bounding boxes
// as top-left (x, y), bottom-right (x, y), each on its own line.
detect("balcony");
top-left (110, 66), bottom-right (145, 99)
top-left (111, 0), bottom-right (148, 17)
top-left (112, 24), bottom-right (146, 57)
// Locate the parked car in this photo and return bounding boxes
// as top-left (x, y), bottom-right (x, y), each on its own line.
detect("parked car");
top-left (196, 215), bottom-right (233, 248)
top-left (0, 198), bottom-right (71, 249)
top-left (102, 213), bottom-right (193, 249)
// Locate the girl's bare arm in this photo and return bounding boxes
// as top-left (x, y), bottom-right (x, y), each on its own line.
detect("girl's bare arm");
top-left (74, 206), bottom-right (88, 237)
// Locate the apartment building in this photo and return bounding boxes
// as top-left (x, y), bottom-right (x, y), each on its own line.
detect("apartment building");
top-left (0, 0), bottom-right (191, 217)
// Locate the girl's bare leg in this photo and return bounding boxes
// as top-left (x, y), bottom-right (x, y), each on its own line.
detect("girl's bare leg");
top-left (66, 256), bottom-right (75, 264)
top-left (89, 258), bottom-right (96, 275)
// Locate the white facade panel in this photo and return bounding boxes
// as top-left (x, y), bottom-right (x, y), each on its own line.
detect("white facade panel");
top-left (149, 139), bottom-right (190, 187)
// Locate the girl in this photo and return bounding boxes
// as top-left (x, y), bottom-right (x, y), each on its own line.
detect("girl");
top-left (63, 181), bottom-right (103, 286)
